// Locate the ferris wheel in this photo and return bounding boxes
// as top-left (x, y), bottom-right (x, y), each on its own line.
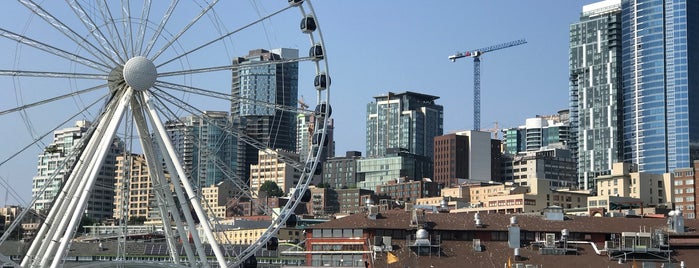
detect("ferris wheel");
top-left (0, 0), bottom-right (330, 267)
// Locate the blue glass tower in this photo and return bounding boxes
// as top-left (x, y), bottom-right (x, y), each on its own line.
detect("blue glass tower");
top-left (621, 0), bottom-right (699, 173)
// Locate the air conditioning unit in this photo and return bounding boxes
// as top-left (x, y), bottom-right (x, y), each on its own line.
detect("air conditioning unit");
top-left (604, 241), bottom-right (615, 250)
top-left (473, 239), bottom-right (482, 252)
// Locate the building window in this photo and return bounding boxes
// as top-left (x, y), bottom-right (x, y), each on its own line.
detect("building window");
top-left (687, 180), bottom-right (694, 185)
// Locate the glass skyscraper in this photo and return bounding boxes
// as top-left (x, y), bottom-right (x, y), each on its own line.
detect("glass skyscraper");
top-left (365, 91), bottom-right (443, 160)
top-left (569, 0), bottom-right (623, 190)
top-left (621, 0), bottom-right (699, 174)
top-left (231, 48), bottom-right (298, 182)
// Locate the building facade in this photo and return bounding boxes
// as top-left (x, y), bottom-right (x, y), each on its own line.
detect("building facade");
top-left (322, 151), bottom-right (361, 189)
top-left (503, 111), bottom-right (571, 155)
top-left (621, 0), bottom-right (699, 174)
top-left (356, 149), bottom-right (433, 191)
top-left (249, 149), bottom-right (301, 195)
top-left (366, 91), bottom-right (443, 160)
top-left (336, 188), bottom-right (375, 215)
top-left (201, 180), bottom-right (235, 220)
top-left (501, 147), bottom-right (578, 188)
top-left (672, 161), bottom-right (699, 219)
top-left (594, 162), bottom-right (672, 207)
top-left (434, 131), bottom-right (502, 186)
top-left (375, 178), bottom-right (440, 203)
top-left (232, 48), bottom-right (299, 183)
top-left (32, 120), bottom-right (122, 221)
top-left (114, 154), bottom-right (161, 221)
top-left (569, 0), bottom-right (623, 190)
top-left (165, 111), bottom-right (236, 189)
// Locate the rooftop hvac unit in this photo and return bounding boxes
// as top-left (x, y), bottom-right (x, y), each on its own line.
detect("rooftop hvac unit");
top-left (605, 241), bottom-right (615, 250)
top-left (545, 233), bottom-right (556, 248)
top-left (473, 239), bottom-right (482, 252)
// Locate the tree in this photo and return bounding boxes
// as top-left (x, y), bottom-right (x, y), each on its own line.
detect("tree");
top-left (316, 182), bottom-right (331, 188)
top-left (259, 181), bottom-right (283, 197)
top-left (78, 215), bottom-right (96, 234)
top-left (128, 216), bottom-right (147, 225)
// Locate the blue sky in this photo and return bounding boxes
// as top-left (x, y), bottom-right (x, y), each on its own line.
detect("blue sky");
top-left (0, 1), bottom-right (599, 205)
top-left (316, 1), bottom-right (598, 155)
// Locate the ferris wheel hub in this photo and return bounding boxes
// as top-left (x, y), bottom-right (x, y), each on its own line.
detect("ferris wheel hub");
top-left (123, 56), bottom-right (157, 91)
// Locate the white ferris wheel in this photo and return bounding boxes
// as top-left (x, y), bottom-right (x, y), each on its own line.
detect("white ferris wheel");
top-left (0, 0), bottom-right (330, 267)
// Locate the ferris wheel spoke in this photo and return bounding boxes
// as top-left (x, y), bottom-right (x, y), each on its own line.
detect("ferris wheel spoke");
top-left (97, 0), bottom-right (130, 60)
top-left (120, 0), bottom-right (135, 57)
top-left (17, 0), bottom-right (118, 67)
top-left (143, 0), bottom-right (179, 57)
top-left (154, 80), bottom-right (306, 114)
top-left (66, 0), bottom-right (125, 63)
top-left (0, 70), bottom-right (106, 79)
top-left (0, 92), bottom-right (108, 167)
top-left (156, 5), bottom-right (292, 68)
top-left (135, 0), bottom-right (152, 55)
top-left (158, 56), bottom-right (316, 77)
top-left (150, 0), bottom-right (219, 62)
top-left (0, 27), bottom-right (110, 72)
top-left (0, 83), bottom-right (107, 116)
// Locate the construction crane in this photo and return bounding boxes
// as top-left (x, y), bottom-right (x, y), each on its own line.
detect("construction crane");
top-left (449, 39), bottom-right (527, 131)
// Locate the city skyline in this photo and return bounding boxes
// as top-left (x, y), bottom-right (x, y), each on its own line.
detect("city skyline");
top-left (0, 1), bottom-right (601, 205)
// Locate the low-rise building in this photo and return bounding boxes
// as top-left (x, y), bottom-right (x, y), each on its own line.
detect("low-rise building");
top-left (673, 161), bottom-right (699, 219)
top-left (375, 178), bottom-right (440, 203)
top-left (595, 162), bottom-right (672, 207)
top-left (303, 207), bottom-right (699, 267)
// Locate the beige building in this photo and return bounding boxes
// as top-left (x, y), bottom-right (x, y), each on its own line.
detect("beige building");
top-left (250, 149), bottom-right (301, 195)
top-left (114, 154), bottom-right (170, 221)
top-left (201, 180), bottom-right (234, 220)
top-left (448, 178), bottom-right (589, 214)
top-left (595, 162), bottom-right (672, 207)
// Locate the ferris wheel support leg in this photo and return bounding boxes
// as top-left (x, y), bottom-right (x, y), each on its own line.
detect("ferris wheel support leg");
top-left (48, 88), bottom-right (132, 268)
top-left (131, 97), bottom-right (195, 265)
top-left (142, 92), bottom-right (227, 268)
top-left (24, 89), bottom-right (129, 267)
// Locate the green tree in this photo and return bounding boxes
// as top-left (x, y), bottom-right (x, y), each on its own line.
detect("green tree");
top-left (259, 181), bottom-right (283, 197)
top-left (78, 215), bottom-right (96, 234)
top-left (128, 216), bottom-right (147, 225)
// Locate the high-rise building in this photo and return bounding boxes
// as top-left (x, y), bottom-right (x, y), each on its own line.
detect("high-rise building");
top-left (502, 111), bottom-right (570, 155)
top-left (366, 91), bottom-right (443, 160)
top-left (166, 111), bottom-right (236, 189)
top-left (569, 0), bottom-right (623, 190)
top-left (232, 48), bottom-right (298, 183)
top-left (433, 131), bottom-right (502, 187)
top-left (32, 120), bottom-right (123, 221)
top-left (621, 0), bottom-right (699, 173)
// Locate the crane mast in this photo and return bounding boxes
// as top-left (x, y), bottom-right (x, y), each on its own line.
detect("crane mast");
top-left (449, 39), bottom-right (527, 131)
